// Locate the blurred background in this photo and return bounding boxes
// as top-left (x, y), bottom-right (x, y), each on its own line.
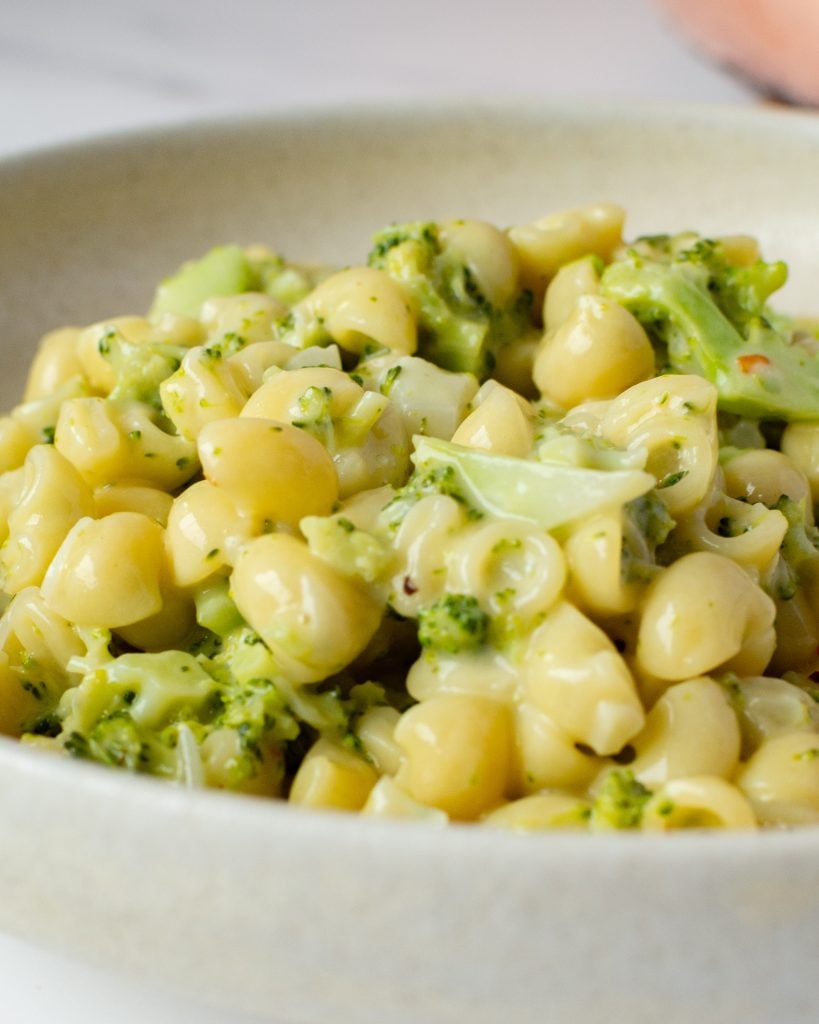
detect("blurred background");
top-left (0, 0), bottom-right (811, 1021)
top-left (2, 0), bottom-right (761, 161)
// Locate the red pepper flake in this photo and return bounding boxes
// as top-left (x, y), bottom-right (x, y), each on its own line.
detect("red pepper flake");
top-left (736, 353), bottom-right (771, 374)
top-left (402, 576), bottom-right (418, 595)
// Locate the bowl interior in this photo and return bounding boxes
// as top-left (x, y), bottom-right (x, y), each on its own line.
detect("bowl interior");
top-left (2, 102), bottom-right (818, 406)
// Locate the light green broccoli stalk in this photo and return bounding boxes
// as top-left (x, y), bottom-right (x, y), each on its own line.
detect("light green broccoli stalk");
top-left (602, 237), bottom-right (819, 420)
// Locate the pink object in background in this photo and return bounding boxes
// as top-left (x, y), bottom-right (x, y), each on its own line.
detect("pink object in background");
top-left (657, 0), bottom-right (819, 105)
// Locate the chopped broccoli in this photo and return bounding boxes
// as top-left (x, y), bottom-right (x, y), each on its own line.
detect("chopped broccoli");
top-left (150, 245), bottom-right (257, 320)
top-left (765, 495), bottom-right (819, 603)
top-left (590, 769), bottom-right (652, 830)
top-left (151, 244), bottom-right (317, 324)
top-left (620, 492), bottom-right (677, 583)
top-left (194, 579), bottom-right (246, 638)
top-left (244, 248), bottom-right (317, 307)
top-left (209, 675), bottom-right (298, 764)
top-left (625, 493), bottom-right (676, 550)
top-left (367, 221), bottom-right (533, 378)
top-left (300, 512), bottom-right (391, 585)
top-left (602, 236), bottom-right (819, 420)
top-left (380, 455), bottom-right (475, 533)
top-left (417, 594), bottom-right (489, 654)
top-left (91, 324), bottom-right (187, 410)
top-left (64, 710), bottom-right (151, 773)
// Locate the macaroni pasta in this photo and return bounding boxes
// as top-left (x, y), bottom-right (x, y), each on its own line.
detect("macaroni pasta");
top-left (3, 206), bottom-right (819, 833)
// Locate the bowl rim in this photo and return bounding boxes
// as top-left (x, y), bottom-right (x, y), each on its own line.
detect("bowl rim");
top-left (2, 94), bottom-right (819, 170)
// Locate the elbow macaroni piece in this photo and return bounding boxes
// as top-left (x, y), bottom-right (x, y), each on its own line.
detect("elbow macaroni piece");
top-left (41, 512), bottom-right (165, 627)
top-left (230, 533), bottom-right (383, 685)
top-left (636, 552), bottom-right (777, 687)
top-left (542, 255), bottom-right (602, 332)
top-left (160, 346), bottom-right (248, 441)
top-left (533, 295), bottom-right (655, 408)
top-left (389, 494), bottom-right (469, 617)
top-left (628, 677), bottom-right (741, 787)
top-left (641, 776), bottom-right (757, 830)
top-left (674, 492), bottom-right (788, 572)
top-left (722, 448), bottom-right (814, 525)
top-left (563, 511), bottom-right (644, 617)
top-left (23, 327), bottom-right (85, 402)
top-left (523, 601), bottom-right (645, 756)
top-left (601, 375), bottom-right (719, 516)
top-left (55, 396), bottom-right (197, 491)
top-left (289, 737), bottom-right (378, 812)
top-left (296, 266), bottom-right (417, 356)
top-left (198, 416), bottom-right (338, 526)
top-left (483, 791), bottom-right (592, 831)
top-left (512, 701), bottom-right (603, 793)
top-left (730, 676), bottom-right (819, 756)
top-left (394, 693), bottom-right (513, 819)
top-left (509, 202), bottom-right (625, 306)
top-left (445, 518), bottom-right (566, 624)
top-left (1, 445), bottom-right (95, 594)
top-left (450, 380), bottom-right (535, 457)
top-left (361, 776), bottom-right (449, 824)
top-left (737, 732), bottom-right (819, 826)
top-left (438, 219), bottom-right (521, 309)
top-left (165, 479), bottom-right (253, 586)
top-left (241, 366), bottom-right (410, 497)
top-left (781, 422), bottom-right (819, 503)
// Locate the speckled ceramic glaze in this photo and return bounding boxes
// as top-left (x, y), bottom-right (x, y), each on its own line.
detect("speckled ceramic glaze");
top-left (1, 104), bottom-right (819, 1024)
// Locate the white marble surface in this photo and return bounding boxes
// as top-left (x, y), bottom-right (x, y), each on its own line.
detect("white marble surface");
top-left (1, 2), bottom-right (753, 1021)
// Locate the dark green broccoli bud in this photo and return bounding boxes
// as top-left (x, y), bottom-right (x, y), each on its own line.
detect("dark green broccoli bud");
top-left (590, 769), bottom-right (652, 830)
top-left (367, 221), bottom-right (533, 378)
top-left (417, 594), bottom-right (489, 654)
top-left (65, 711), bottom-right (150, 773)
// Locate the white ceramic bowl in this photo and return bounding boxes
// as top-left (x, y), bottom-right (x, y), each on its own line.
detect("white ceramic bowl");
top-left (2, 103), bottom-right (819, 1024)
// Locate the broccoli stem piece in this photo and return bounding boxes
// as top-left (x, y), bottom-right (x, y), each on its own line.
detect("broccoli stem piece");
top-left (411, 435), bottom-right (654, 531)
top-left (150, 245), bottom-right (257, 320)
top-left (602, 255), bottom-right (819, 420)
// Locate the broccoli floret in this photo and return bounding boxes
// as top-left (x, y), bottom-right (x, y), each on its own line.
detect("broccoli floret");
top-left (150, 244), bottom-right (316, 326)
top-left (602, 237), bottom-right (819, 420)
top-left (244, 247), bottom-right (317, 307)
top-left (590, 769), bottom-right (652, 830)
top-left (367, 221), bottom-right (533, 378)
top-left (64, 710), bottom-right (152, 773)
top-left (417, 594), bottom-right (489, 654)
top-left (210, 674), bottom-right (298, 764)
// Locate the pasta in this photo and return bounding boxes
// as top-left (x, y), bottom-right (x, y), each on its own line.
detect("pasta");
top-left (4, 203), bottom-right (819, 833)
